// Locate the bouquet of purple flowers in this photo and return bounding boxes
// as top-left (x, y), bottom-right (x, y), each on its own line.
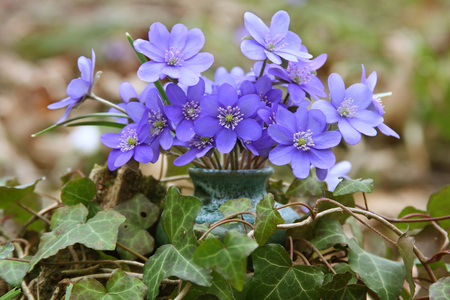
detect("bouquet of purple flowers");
top-left (40, 10), bottom-right (399, 181)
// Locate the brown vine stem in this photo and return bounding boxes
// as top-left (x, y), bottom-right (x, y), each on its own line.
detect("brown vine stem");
top-left (199, 219), bottom-right (254, 241)
top-left (277, 202), bottom-right (315, 219)
top-left (293, 250), bottom-right (311, 265)
top-left (431, 221), bottom-right (449, 251)
top-left (362, 192), bottom-right (369, 211)
top-left (174, 282), bottom-right (192, 300)
top-left (17, 202), bottom-right (51, 226)
top-left (354, 204), bottom-right (450, 223)
top-left (21, 280), bottom-right (35, 300)
top-left (288, 236), bottom-right (294, 261)
top-left (116, 241), bottom-right (148, 262)
top-left (302, 239), bottom-right (336, 275)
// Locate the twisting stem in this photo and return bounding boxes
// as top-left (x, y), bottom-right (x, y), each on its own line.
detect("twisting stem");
top-left (116, 241), bottom-right (148, 262)
top-left (174, 282), bottom-right (192, 300)
top-left (89, 94), bottom-right (127, 114)
top-left (303, 239), bottom-right (336, 274)
top-left (293, 250), bottom-right (311, 265)
top-left (199, 219), bottom-right (255, 241)
top-left (277, 202), bottom-right (314, 219)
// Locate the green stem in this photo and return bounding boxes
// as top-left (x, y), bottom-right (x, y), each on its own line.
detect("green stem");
top-left (258, 59), bottom-right (268, 79)
top-left (89, 94), bottom-right (127, 114)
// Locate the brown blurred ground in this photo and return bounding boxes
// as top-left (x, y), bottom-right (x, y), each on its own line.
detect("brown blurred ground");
top-left (0, 0), bottom-right (449, 217)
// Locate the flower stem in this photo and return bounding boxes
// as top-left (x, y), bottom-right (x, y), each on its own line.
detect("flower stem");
top-left (258, 59), bottom-right (268, 79)
top-left (89, 94), bottom-right (127, 114)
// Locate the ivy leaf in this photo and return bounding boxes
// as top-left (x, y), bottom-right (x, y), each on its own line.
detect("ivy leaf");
top-left (312, 218), bottom-right (405, 300)
top-left (396, 206), bottom-right (429, 231)
top-left (143, 187), bottom-right (211, 299)
top-left (427, 185), bottom-right (450, 229)
top-left (397, 234), bottom-right (416, 298)
top-left (183, 272), bottom-right (252, 300)
top-left (29, 204), bottom-right (125, 271)
top-left (61, 177), bottom-right (101, 219)
top-left (286, 172), bottom-right (326, 198)
top-left (429, 276), bottom-right (450, 300)
top-left (319, 272), bottom-right (367, 300)
top-left (0, 254), bottom-right (29, 286)
top-left (70, 269), bottom-right (147, 299)
top-left (254, 193), bottom-right (285, 245)
top-left (333, 178), bottom-right (373, 196)
top-left (219, 198), bottom-right (253, 217)
top-left (0, 242), bottom-right (14, 259)
top-left (248, 244), bottom-right (324, 300)
top-left (114, 194), bottom-right (160, 260)
top-left (0, 177), bottom-right (43, 203)
top-left (194, 230), bottom-right (258, 291)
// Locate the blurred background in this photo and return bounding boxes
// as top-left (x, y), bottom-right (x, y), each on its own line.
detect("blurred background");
top-left (0, 0), bottom-right (449, 216)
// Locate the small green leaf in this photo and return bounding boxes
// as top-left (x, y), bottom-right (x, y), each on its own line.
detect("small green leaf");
top-left (0, 242), bottom-right (14, 259)
top-left (64, 283), bottom-right (73, 300)
top-left (114, 194), bottom-right (160, 260)
top-left (333, 178), bottom-right (373, 196)
top-left (143, 187), bottom-right (211, 299)
top-left (254, 193), bottom-right (285, 245)
top-left (219, 198), bottom-right (253, 217)
top-left (71, 269), bottom-right (147, 299)
top-left (0, 177), bottom-right (43, 203)
top-left (248, 244), bottom-right (324, 300)
top-left (286, 172), bottom-right (326, 198)
top-left (0, 254), bottom-right (29, 286)
top-left (194, 230), bottom-right (258, 291)
top-left (319, 272), bottom-right (366, 300)
top-left (396, 206), bottom-right (429, 230)
top-left (0, 287), bottom-right (22, 300)
top-left (429, 276), bottom-right (450, 300)
top-left (427, 185), bottom-right (450, 229)
top-left (61, 177), bottom-right (101, 219)
top-left (29, 204), bottom-right (125, 271)
top-left (397, 234), bottom-right (416, 298)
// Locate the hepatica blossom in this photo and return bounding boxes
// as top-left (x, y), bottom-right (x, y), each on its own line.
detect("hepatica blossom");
top-left (241, 10), bottom-right (311, 64)
top-left (311, 73), bottom-right (384, 145)
top-left (134, 22), bottom-right (214, 86)
top-left (48, 49), bottom-right (96, 123)
top-left (268, 107), bottom-right (342, 179)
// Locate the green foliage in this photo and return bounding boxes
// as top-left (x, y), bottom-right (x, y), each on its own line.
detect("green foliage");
top-left (286, 172), bottom-right (327, 198)
top-left (396, 206), bottom-right (429, 230)
top-left (0, 242), bottom-right (14, 259)
top-left (427, 185), bottom-right (450, 229)
top-left (61, 177), bottom-right (101, 219)
top-left (194, 230), bottom-right (258, 291)
top-left (219, 198), bottom-right (253, 217)
top-left (333, 178), bottom-right (373, 196)
top-left (70, 269), bottom-right (147, 299)
top-left (143, 187), bottom-right (211, 299)
top-left (319, 272), bottom-right (367, 300)
top-left (0, 255), bottom-right (29, 286)
top-left (397, 234), bottom-right (416, 298)
top-left (312, 218), bottom-right (405, 300)
top-left (429, 276), bottom-right (450, 300)
top-left (29, 204), bottom-right (125, 271)
top-left (0, 287), bottom-right (21, 300)
top-left (248, 244), bottom-right (324, 300)
top-left (114, 194), bottom-right (160, 259)
top-left (254, 193), bottom-right (285, 245)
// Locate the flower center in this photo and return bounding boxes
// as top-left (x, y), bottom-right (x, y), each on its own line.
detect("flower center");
top-left (119, 128), bottom-right (139, 152)
top-left (148, 110), bottom-right (167, 137)
top-left (287, 62), bottom-right (313, 84)
top-left (164, 46), bottom-right (184, 66)
top-left (182, 101), bottom-right (201, 120)
top-left (189, 135), bottom-right (214, 150)
top-left (293, 130), bottom-right (314, 151)
top-left (337, 98), bottom-right (358, 118)
top-left (218, 106), bottom-right (244, 130)
top-left (264, 33), bottom-right (287, 52)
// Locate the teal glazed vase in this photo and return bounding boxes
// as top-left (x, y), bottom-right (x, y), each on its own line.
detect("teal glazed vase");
top-left (189, 166), bottom-right (299, 244)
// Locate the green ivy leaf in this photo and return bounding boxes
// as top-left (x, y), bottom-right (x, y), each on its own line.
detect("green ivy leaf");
top-left (254, 193), bottom-right (285, 245)
top-left (0, 254), bottom-right (29, 286)
top-left (143, 187), bottom-right (211, 299)
top-left (219, 198), bottom-right (253, 217)
top-left (427, 185), bottom-right (450, 229)
top-left (333, 178), bottom-right (373, 196)
top-left (319, 272), bottom-right (367, 300)
top-left (0, 177), bottom-right (43, 203)
top-left (0, 242), bottom-right (14, 259)
top-left (286, 172), bottom-right (327, 198)
top-left (311, 218), bottom-right (405, 300)
top-left (194, 230), bottom-right (258, 291)
top-left (61, 177), bottom-right (101, 219)
top-left (114, 194), bottom-right (160, 260)
top-left (397, 234), bottom-right (416, 298)
top-left (29, 204), bottom-right (125, 271)
top-left (429, 276), bottom-right (450, 300)
top-left (396, 206), bottom-right (428, 230)
top-left (247, 244), bottom-right (324, 300)
top-left (70, 269), bottom-right (147, 299)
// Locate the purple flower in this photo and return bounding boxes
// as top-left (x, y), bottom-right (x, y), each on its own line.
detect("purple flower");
top-left (324, 160), bottom-right (352, 191)
top-left (48, 49), bottom-right (96, 123)
top-left (100, 122), bottom-right (153, 171)
top-left (360, 65), bottom-right (400, 139)
top-left (240, 75), bottom-right (282, 107)
top-left (134, 23), bottom-right (214, 86)
top-left (164, 78), bottom-right (205, 141)
top-left (240, 10), bottom-right (311, 64)
top-left (311, 73), bottom-right (384, 145)
top-left (173, 135), bottom-right (216, 166)
top-left (194, 83), bottom-right (262, 153)
top-left (268, 107), bottom-right (341, 179)
top-left (241, 129), bottom-right (274, 157)
top-left (268, 53), bottom-right (327, 105)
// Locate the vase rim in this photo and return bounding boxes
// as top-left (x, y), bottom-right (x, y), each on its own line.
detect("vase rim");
top-left (188, 166), bottom-right (274, 176)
